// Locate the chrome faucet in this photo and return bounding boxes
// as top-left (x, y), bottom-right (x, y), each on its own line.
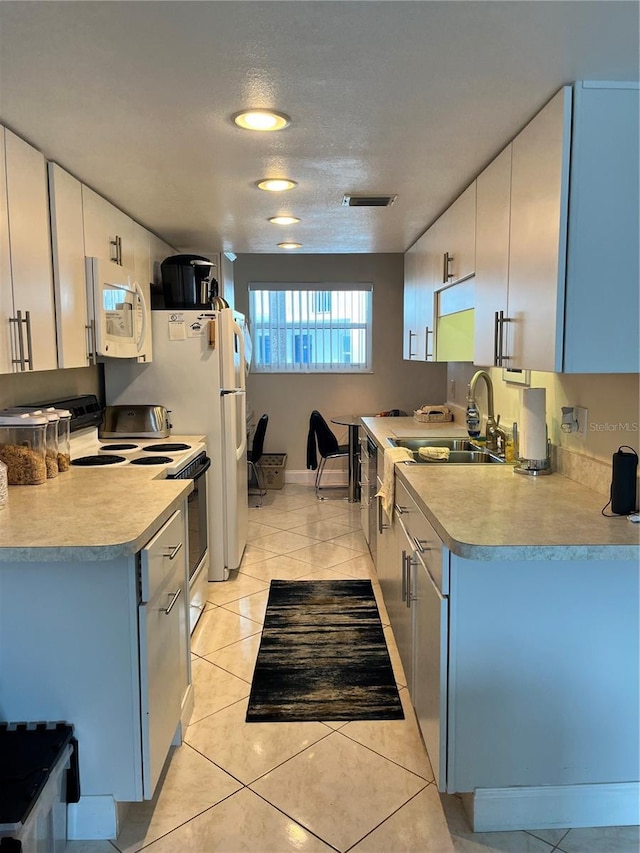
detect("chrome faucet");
top-left (467, 370), bottom-right (507, 455)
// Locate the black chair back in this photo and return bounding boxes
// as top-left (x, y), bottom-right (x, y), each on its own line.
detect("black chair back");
top-left (310, 410), bottom-right (339, 457)
top-left (250, 414), bottom-right (268, 464)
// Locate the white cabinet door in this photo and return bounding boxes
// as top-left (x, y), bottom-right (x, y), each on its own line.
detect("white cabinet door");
top-left (4, 128), bottom-right (57, 372)
top-left (138, 509), bottom-right (188, 798)
top-left (82, 184), bottom-right (135, 269)
top-left (48, 163), bottom-right (91, 368)
top-left (413, 554), bottom-right (448, 791)
top-left (132, 222), bottom-right (152, 362)
top-left (563, 82), bottom-right (639, 373)
top-left (403, 242), bottom-right (419, 359)
top-left (507, 87), bottom-right (571, 372)
top-left (435, 182), bottom-right (476, 286)
top-left (473, 146), bottom-right (511, 368)
top-left (0, 128), bottom-right (13, 373)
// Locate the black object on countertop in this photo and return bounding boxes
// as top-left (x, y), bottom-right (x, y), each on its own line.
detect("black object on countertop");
top-left (0, 722), bottom-right (80, 827)
top-left (610, 446), bottom-right (638, 515)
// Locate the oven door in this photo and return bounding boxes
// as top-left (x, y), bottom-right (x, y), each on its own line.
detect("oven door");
top-left (167, 452), bottom-right (211, 633)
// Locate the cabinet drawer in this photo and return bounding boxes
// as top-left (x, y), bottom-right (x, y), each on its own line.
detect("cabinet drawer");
top-left (395, 480), bottom-right (447, 594)
top-left (140, 510), bottom-right (185, 603)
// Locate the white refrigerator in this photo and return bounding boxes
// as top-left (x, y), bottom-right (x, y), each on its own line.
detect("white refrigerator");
top-left (104, 308), bottom-right (249, 580)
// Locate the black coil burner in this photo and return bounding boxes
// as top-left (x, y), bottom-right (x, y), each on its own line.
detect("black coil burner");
top-left (100, 443), bottom-right (139, 451)
top-left (142, 443), bottom-right (191, 453)
top-left (129, 456), bottom-right (173, 466)
top-left (72, 455), bottom-right (126, 466)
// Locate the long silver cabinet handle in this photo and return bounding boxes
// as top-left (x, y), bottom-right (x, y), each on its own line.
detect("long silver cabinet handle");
top-left (162, 587), bottom-right (182, 615)
top-left (378, 496), bottom-right (388, 533)
top-left (109, 236), bottom-right (119, 264)
top-left (23, 311), bottom-right (33, 370)
top-left (493, 311), bottom-right (500, 366)
top-left (407, 330), bottom-right (417, 359)
top-left (164, 543), bottom-right (183, 560)
top-left (405, 555), bottom-right (413, 608)
top-left (9, 312), bottom-right (25, 370)
top-left (86, 321), bottom-right (96, 364)
top-left (394, 504), bottom-right (408, 515)
top-left (401, 550), bottom-right (407, 601)
top-left (425, 326), bottom-right (433, 360)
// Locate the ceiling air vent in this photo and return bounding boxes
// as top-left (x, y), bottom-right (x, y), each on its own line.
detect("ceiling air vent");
top-left (342, 194), bottom-right (397, 207)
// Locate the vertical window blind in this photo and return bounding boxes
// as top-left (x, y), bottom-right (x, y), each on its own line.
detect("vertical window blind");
top-left (248, 283), bottom-right (373, 373)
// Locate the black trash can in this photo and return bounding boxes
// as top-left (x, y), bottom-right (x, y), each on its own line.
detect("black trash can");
top-left (0, 722), bottom-right (80, 852)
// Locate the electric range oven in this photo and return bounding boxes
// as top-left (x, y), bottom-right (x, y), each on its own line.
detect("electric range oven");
top-left (44, 393), bottom-right (211, 634)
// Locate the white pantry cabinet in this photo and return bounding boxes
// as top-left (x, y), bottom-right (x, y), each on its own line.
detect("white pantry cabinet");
top-left (475, 82), bottom-right (639, 373)
top-left (0, 507), bottom-right (192, 832)
top-left (0, 127), bottom-right (57, 373)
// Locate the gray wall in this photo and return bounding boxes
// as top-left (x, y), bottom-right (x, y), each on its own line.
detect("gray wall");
top-left (0, 366), bottom-right (102, 410)
top-left (234, 253), bottom-right (447, 471)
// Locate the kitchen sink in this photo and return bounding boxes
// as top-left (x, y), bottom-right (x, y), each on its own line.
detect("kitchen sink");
top-left (388, 436), bottom-right (505, 464)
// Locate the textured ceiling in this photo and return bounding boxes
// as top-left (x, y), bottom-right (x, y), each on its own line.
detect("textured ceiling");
top-left (0, 1), bottom-right (638, 256)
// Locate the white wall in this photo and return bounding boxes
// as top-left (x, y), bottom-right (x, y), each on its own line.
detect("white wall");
top-left (235, 253), bottom-right (447, 472)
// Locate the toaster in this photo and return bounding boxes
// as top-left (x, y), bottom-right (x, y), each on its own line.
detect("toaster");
top-left (99, 405), bottom-right (170, 438)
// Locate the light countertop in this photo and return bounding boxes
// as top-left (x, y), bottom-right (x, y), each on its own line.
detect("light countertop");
top-left (0, 435), bottom-right (205, 562)
top-left (362, 417), bottom-right (640, 561)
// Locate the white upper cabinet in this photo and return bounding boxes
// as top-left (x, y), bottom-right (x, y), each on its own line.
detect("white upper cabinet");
top-left (433, 182), bottom-right (476, 288)
top-left (48, 163), bottom-right (91, 369)
top-left (0, 127), bottom-right (57, 373)
top-left (562, 83), bottom-right (639, 373)
top-left (82, 185), bottom-right (135, 270)
top-left (477, 82), bottom-right (639, 373)
top-left (506, 87), bottom-right (571, 372)
top-left (474, 146), bottom-right (512, 367)
top-left (403, 229), bottom-right (436, 362)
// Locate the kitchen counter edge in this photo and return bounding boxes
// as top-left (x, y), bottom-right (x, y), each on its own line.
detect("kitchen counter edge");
top-left (361, 417), bottom-right (639, 561)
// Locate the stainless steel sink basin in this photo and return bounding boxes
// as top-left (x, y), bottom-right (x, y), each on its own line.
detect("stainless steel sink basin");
top-left (388, 436), bottom-right (505, 464)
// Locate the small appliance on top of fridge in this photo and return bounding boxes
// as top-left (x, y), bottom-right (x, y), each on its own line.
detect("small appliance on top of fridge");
top-left (104, 308), bottom-right (249, 580)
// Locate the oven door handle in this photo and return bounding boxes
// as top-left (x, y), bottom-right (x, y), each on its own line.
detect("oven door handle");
top-left (193, 456), bottom-right (211, 478)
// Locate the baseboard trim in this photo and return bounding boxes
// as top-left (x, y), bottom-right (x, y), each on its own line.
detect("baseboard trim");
top-left (466, 782), bottom-right (640, 832)
top-left (67, 795), bottom-right (117, 840)
top-left (285, 469), bottom-right (348, 487)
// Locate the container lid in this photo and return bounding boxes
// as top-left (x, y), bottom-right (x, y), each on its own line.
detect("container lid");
top-left (43, 407), bottom-right (72, 420)
top-left (0, 413), bottom-right (48, 426)
top-left (2, 407), bottom-right (59, 422)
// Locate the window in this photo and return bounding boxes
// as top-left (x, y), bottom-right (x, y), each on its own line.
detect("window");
top-left (248, 284), bottom-right (373, 373)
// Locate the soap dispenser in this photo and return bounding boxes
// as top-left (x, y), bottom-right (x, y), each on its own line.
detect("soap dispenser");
top-left (465, 389), bottom-right (481, 438)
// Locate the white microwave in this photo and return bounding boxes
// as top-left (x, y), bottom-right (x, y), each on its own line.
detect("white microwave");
top-left (85, 257), bottom-right (147, 358)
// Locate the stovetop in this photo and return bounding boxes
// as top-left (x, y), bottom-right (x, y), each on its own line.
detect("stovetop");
top-left (69, 428), bottom-right (206, 476)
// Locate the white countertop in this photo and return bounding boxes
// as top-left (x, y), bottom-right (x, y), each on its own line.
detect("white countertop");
top-left (0, 434), bottom-right (206, 562)
top-left (362, 417), bottom-right (640, 561)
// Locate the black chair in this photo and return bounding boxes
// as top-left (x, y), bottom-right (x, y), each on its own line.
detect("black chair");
top-left (306, 410), bottom-right (349, 499)
top-left (248, 414), bottom-right (268, 506)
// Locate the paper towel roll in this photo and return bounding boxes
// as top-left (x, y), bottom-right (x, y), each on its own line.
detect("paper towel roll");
top-left (519, 388), bottom-right (547, 461)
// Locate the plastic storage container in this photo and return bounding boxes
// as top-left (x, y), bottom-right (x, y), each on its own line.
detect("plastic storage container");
top-left (260, 453), bottom-right (288, 490)
top-left (0, 722), bottom-right (80, 853)
top-left (0, 460), bottom-right (7, 508)
top-left (0, 414), bottom-right (48, 485)
top-left (42, 408), bottom-right (72, 473)
top-left (2, 409), bottom-right (60, 478)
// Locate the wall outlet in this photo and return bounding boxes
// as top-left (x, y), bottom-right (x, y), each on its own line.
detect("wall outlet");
top-left (575, 406), bottom-right (588, 436)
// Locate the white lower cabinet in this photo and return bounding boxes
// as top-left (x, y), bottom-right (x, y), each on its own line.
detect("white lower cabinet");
top-left (380, 475), bottom-right (639, 826)
top-left (0, 505), bottom-right (192, 835)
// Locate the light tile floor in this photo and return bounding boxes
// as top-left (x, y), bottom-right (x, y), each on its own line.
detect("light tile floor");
top-left (68, 484), bottom-right (639, 853)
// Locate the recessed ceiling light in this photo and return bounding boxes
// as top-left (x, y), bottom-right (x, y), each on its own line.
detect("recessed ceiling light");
top-left (277, 242), bottom-right (302, 250)
top-left (233, 110), bottom-right (291, 131)
top-left (269, 215), bottom-right (300, 225)
top-left (257, 179), bottom-right (298, 192)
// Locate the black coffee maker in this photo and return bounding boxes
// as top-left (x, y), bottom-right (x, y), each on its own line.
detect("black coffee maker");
top-left (159, 254), bottom-right (228, 309)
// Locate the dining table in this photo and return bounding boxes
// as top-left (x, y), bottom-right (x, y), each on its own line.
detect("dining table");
top-left (330, 414), bottom-right (374, 503)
